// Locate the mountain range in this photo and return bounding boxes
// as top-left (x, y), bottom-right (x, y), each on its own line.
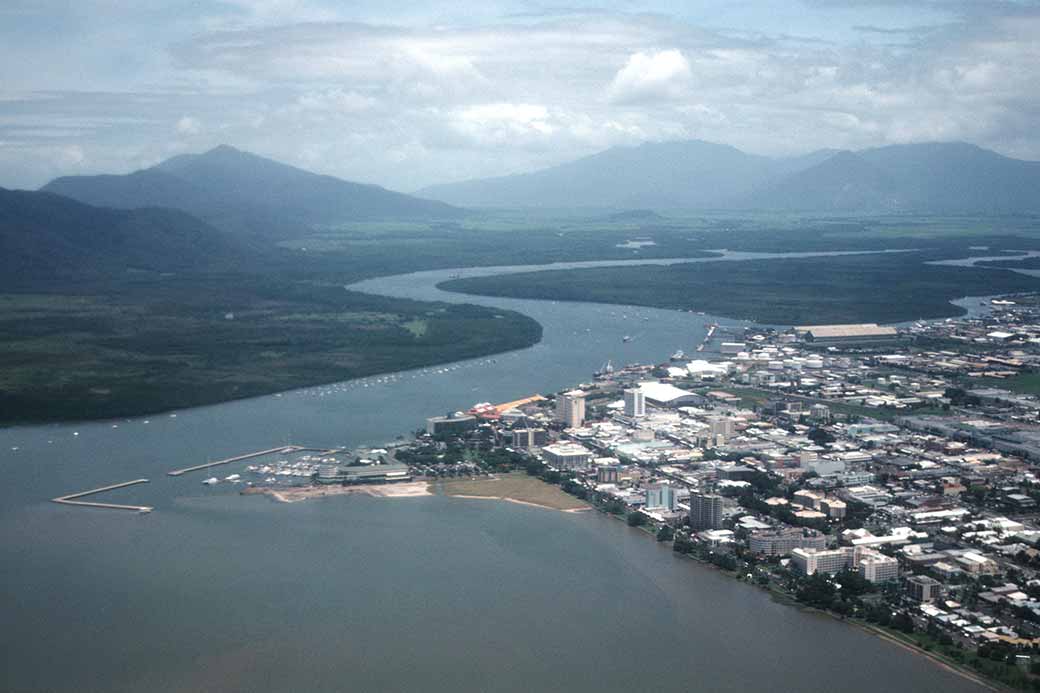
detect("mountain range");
top-left (0, 187), bottom-right (246, 285)
top-left (44, 145), bottom-right (462, 239)
top-left (417, 140), bottom-right (1040, 214)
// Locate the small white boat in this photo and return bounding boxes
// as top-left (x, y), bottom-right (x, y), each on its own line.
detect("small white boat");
top-left (225, 474), bottom-right (241, 482)
top-left (202, 477), bottom-right (219, 485)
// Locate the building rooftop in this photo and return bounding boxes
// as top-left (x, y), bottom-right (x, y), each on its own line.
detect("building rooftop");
top-left (795, 324), bottom-right (899, 339)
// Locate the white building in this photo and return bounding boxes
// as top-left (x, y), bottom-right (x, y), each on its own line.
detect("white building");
top-left (542, 443), bottom-right (592, 470)
top-left (623, 388), bottom-right (646, 418)
top-left (556, 390), bottom-right (586, 428)
top-left (638, 381), bottom-right (703, 408)
top-left (790, 547), bottom-right (856, 576)
top-left (857, 549), bottom-right (899, 583)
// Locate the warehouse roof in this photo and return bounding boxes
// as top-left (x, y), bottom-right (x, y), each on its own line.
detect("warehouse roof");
top-left (795, 323), bottom-right (898, 339)
top-left (638, 381), bottom-right (701, 405)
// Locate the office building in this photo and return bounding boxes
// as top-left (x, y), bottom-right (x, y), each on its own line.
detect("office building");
top-left (688, 491), bottom-right (724, 530)
top-left (709, 417), bottom-right (734, 439)
top-left (645, 482), bottom-right (675, 511)
top-left (597, 465), bottom-right (620, 484)
top-left (556, 390), bottom-right (586, 428)
top-left (623, 388), bottom-right (646, 418)
top-left (511, 428), bottom-right (548, 449)
top-left (906, 575), bottom-right (942, 603)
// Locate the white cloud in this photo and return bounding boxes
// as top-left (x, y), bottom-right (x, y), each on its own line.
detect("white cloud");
top-left (453, 102), bottom-right (554, 144)
top-left (607, 49), bottom-right (692, 103)
top-left (176, 116), bottom-right (201, 134)
top-left (4, 4), bottom-right (1040, 190)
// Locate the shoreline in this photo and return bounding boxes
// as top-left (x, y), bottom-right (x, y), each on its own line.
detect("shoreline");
top-left (849, 620), bottom-right (1002, 692)
top-left (447, 492), bottom-right (590, 513)
top-left (590, 503), bottom-right (1004, 691)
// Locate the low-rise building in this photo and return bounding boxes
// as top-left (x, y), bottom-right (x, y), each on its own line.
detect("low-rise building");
top-left (791, 547), bottom-right (856, 576)
top-left (858, 549), bottom-right (899, 583)
top-left (749, 527), bottom-right (827, 556)
top-left (542, 443), bottom-right (593, 470)
top-left (906, 575), bottom-right (943, 603)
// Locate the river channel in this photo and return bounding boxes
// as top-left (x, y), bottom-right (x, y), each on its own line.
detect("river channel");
top-left (0, 252), bottom-right (990, 692)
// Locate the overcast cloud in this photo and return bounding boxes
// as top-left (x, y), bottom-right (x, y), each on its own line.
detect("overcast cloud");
top-left (1, 0), bottom-right (1038, 190)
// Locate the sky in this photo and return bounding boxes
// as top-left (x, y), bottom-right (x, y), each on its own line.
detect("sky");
top-left (1, 0), bottom-right (1038, 191)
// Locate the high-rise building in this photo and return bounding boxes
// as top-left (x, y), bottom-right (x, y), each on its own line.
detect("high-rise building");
top-left (709, 417), bottom-right (734, 438)
top-left (645, 482), bottom-right (675, 511)
top-left (688, 492), bottom-right (724, 530)
top-left (556, 390), bottom-right (586, 428)
top-left (623, 388), bottom-right (646, 418)
top-left (597, 465), bottom-right (620, 484)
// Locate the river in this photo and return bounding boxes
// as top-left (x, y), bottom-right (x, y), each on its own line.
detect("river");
top-left (0, 253), bottom-right (989, 692)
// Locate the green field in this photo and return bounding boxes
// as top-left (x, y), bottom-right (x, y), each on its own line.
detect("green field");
top-left (971, 373), bottom-right (1040, 396)
top-left (439, 250), bottom-right (1040, 325)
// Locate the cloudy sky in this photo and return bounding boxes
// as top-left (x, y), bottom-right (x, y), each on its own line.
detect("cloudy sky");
top-left (1, 0), bottom-right (1038, 191)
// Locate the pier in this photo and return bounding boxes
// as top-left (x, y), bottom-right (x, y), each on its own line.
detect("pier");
top-left (52, 479), bottom-right (152, 513)
top-left (696, 323), bottom-right (718, 352)
top-left (166, 445), bottom-right (303, 476)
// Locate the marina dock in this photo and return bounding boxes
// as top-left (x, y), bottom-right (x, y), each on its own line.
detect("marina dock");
top-left (166, 445), bottom-right (303, 476)
top-left (52, 479), bottom-right (152, 513)
top-left (696, 323), bottom-right (718, 352)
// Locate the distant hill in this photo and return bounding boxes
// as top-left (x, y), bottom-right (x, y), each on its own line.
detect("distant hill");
top-left (603, 209), bottom-right (665, 222)
top-left (742, 142), bottom-right (1040, 213)
top-left (418, 140), bottom-right (1040, 214)
top-left (43, 145), bottom-right (463, 238)
top-left (741, 150), bottom-right (901, 212)
top-left (0, 187), bottom-right (247, 286)
top-left (417, 140), bottom-right (798, 209)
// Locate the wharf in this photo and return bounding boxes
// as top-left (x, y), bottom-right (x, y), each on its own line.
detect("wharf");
top-left (166, 446), bottom-right (303, 477)
top-left (696, 323), bottom-right (718, 352)
top-left (52, 479), bottom-right (152, 513)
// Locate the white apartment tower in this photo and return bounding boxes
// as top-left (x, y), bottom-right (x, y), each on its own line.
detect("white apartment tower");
top-left (624, 388), bottom-right (646, 418)
top-left (556, 390), bottom-right (586, 428)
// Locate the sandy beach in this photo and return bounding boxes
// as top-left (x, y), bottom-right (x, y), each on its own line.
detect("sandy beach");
top-left (450, 493), bottom-right (591, 513)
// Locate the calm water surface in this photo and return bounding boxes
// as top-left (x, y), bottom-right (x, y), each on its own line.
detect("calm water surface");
top-left (0, 253), bottom-right (987, 692)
